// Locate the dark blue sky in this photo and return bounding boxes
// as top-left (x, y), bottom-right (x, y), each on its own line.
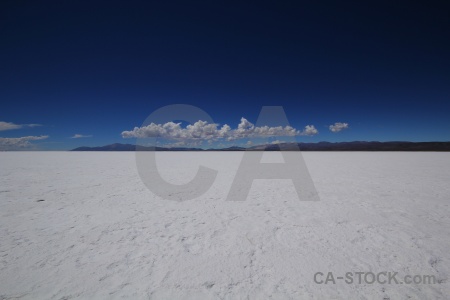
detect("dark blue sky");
top-left (1, 1), bottom-right (449, 149)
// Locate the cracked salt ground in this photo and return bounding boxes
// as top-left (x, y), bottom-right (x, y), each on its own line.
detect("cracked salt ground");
top-left (0, 152), bottom-right (449, 299)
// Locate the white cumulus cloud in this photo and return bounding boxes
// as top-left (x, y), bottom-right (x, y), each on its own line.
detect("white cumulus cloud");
top-left (301, 125), bottom-right (319, 136)
top-left (329, 122), bottom-right (349, 132)
top-left (0, 121), bottom-right (42, 131)
top-left (0, 135), bottom-right (49, 150)
top-left (122, 118), bottom-right (319, 142)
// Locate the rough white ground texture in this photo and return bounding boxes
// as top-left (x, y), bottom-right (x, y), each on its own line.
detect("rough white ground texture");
top-left (0, 152), bottom-right (449, 299)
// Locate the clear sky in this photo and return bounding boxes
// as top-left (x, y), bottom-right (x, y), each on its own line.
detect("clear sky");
top-left (1, 1), bottom-right (449, 150)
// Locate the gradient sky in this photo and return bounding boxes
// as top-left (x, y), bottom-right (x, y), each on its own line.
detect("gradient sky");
top-left (1, 1), bottom-right (449, 150)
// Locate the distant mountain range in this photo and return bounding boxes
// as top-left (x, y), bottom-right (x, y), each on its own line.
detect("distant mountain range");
top-left (72, 141), bottom-right (450, 151)
top-left (71, 143), bottom-right (203, 152)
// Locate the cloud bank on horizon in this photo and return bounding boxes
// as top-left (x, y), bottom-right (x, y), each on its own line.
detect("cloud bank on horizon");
top-left (0, 135), bottom-right (49, 151)
top-left (0, 121), bottom-right (48, 150)
top-left (121, 117), bottom-right (320, 144)
top-left (0, 118), bottom-right (349, 150)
